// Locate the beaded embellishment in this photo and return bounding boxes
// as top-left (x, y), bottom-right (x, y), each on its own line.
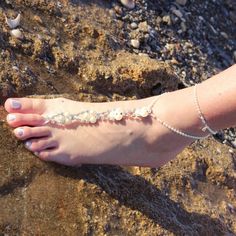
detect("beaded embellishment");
top-left (42, 92), bottom-right (211, 140)
top-left (43, 104), bottom-right (155, 126)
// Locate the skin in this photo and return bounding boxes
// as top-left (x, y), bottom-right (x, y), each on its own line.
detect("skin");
top-left (4, 64), bottom-right (236, 167)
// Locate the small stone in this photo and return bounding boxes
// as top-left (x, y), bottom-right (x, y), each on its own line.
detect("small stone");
top-left (233, 51), bottom-right (236, 62)
top-left (33, 15), bottom-right (43, 25)
top-left (172, 9), bottom-right (183, 18)
top-left (229, 149), bottom-right (234, 154)
top-left (130, 22), bottom-right (138, 29)
top-left (120, 0), bottom-right (135, 9)
top-left (181, 22), bottom-right (187, 32)
top-left (156, 16), bottom-right (162, 24)
top-left (114, 5), bottom-right (123, 15)
top-left (162, 15), bottom-right (172, 25)
top-left (230, 11), bottom-right (236, 24)
top-left (12, 66), bottom-right (19, 71)
top-left (130, 39), bottom-right (140, 49)
top-left (10, 29), bottom-right (24, 39)
top-left (176, 0), bottom-right (187, 6)
top-left (220, 32), bottom-right (228, 39)
top-left (138, 21), bottom-right (149, 32)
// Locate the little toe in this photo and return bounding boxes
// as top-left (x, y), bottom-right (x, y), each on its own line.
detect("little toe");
top-left (36, 149), bottom-right (77, 166)
top-left (7, 113), bottom-right (45, 128)
top-left (14, 126), bottom-right (51, 140)
top-left (35, 148), bottom-right (59, 162)
top-left (4, 98), bottom-right (45, 114)
top-left (25, 137), bottom-right (58, 152)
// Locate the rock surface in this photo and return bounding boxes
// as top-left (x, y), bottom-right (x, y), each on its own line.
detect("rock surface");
top-left (0, 0), bottom-right (236, 235)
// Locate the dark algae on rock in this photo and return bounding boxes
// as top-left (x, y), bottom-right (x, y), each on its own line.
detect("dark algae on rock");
top-left (0, 0), bottom-right (236, 235)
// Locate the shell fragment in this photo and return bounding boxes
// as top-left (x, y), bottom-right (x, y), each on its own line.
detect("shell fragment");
top-left (5, 13), bottom-right (21, 29)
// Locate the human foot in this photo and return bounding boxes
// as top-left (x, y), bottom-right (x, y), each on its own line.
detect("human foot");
top-left (4, 89), bottom-right (204, 167)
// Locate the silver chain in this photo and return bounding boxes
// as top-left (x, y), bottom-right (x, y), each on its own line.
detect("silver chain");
top-left (194, 84), bottom-right (217, 135)
top-left (154, 85), bottom-right (218, 140)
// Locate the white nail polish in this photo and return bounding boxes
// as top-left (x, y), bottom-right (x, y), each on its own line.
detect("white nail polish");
top-left (25, 141), bottom-right (32, 148)
top-left (17, 128), bottom-right (24, 136)
top-left (34, 152), bottom-right (39, 156)
top-left (7, 114), bottom-right (16, 121)
top-left (11, 100), bottom-right (21, 109)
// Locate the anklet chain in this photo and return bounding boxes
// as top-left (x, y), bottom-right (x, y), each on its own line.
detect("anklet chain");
top-left (194, 84), bottom-right (217, 135)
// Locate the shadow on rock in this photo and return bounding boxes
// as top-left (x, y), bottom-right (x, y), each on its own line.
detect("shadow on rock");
top-left (54, 164), bottom-right (230, 236)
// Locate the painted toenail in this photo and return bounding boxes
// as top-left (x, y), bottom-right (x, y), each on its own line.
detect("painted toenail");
top-left (34, 152), bottom-right (39, 156)
top-left (25, 141), bottom-right (32, 148)
top-left (16, 128), bottom-right (24, 136)
top-left (7, 114), bottom-right (16, 121)
top-left (11, 100), bottom-right (21, 109)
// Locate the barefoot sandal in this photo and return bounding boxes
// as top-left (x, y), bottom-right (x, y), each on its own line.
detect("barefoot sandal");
top-left (43, 84), bottom-right (217, 140)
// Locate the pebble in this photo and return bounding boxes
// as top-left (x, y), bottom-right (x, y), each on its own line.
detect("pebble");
top-left (130, 22), bottom-right (138, 29)
top-left (120, 0), bottom-right (135, 9)
top-left (229, 149), bottom-right (234, 154)
top-left (138, 21), bottom-right (149, 32)
top-left (114, 5), bottom-right (123, 15)
top-left (176, 0), bottom-right (187, 6)
top-left (130, 39), bottom-right (140, 49)
top-left (10, 29), bottom-right (23, 39)
top-left (181, 22), bottom-right (187, 32)
top-left (231, 139), bottom-right (236, 148)
top-left (33, 15), bottom-right (43, 25)
top-left (172, 9), bottom-right (183, 18)
top-left (233, 51), bottom-right (236, 62)
top-left (162, 15), bottom-right (172, 25)
top-left (220, 32), bottom-right (228, 39)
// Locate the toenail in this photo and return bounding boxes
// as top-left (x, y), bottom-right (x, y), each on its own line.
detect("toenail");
top-left (25, 141), bottom-right (32, 149)
top-left (7, 114), bottom-right (16, 121)
top-left (11, 100), bottom-right (21, 109)
top-left (16, 128), bottom-right (24, 136)
top-left (34, 152), bottom-right (39, 156)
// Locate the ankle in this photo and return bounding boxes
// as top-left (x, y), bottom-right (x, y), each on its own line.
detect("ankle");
top-left (152, 88), bottom-right (211, 139)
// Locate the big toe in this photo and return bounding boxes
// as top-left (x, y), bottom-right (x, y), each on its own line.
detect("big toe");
top-left (4, 98), bottom-right (45, 114)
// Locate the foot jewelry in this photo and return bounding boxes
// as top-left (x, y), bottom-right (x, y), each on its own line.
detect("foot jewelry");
top-left (43, 85), bottom-right (217, 140)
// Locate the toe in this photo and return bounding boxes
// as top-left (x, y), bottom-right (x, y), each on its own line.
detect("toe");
top-left (36, 149), bottom-right (77, 166)
top-left (14, 126), bottom-right (51, 140)
top-left (25, 137), bottom-right (58, 152)
top-left (4, 98), bottom-right (45, 114)
top-left (7, 113), bottom-right (45, 127)
top-left (35, 149), bottom-right (59, 161)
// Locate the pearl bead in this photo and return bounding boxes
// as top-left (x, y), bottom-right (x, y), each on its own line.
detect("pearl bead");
top-left (134, 107), bottom-right (150, 118)
top-left (89, 116), bottom-right (97, 124)
top-left (109, 108), bottom-right (124, 121)
top-left (55, 115), bottom-right (65, 124)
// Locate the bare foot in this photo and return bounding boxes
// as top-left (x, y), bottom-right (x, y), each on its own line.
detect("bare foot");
top-left (4, 88), bottom-right (204, 167)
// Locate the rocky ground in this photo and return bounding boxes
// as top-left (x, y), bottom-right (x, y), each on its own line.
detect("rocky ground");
top-left (0, 0), bottom-right (236, 235)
